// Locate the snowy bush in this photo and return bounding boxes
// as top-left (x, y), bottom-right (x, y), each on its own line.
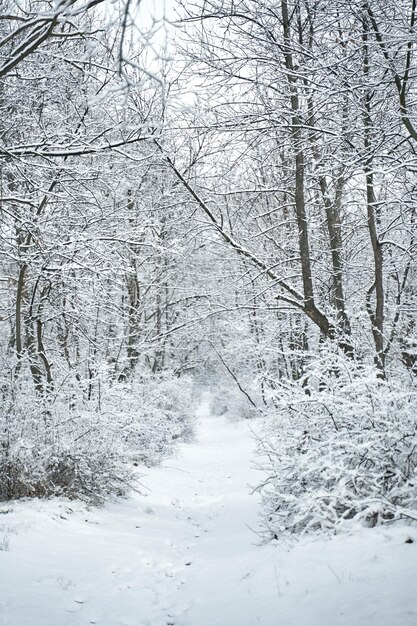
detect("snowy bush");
top-left (0, 395), bottom-right (132, 503)
top-left (0, 370), bottom-right (195, 502)
top-left (256, 356), bottom-right (417, 538)
top-left (105, 371), bottom-right (195, 466)
top-left (209, 384), bottom-right (258, 420)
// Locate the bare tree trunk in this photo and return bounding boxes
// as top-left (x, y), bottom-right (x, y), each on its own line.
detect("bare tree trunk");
top-left (126, 258), bottom-right (140, 371)
top-left (281, 0), bottom-right (315, 311)
top-left (362, 17), bottom-right (385, 376)
top-left (319, 175), bottom-right (351, 336)
top-left (15, 262), bottom-right (27, 377)
top-left (126, 190), bottom-right (141, 371)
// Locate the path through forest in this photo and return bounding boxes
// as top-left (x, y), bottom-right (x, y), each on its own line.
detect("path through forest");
top-left (1, 398), bottom-right (416, 626)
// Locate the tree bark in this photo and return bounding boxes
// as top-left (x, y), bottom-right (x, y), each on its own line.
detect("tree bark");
top-left (362, 16), bottom-right (385, 376)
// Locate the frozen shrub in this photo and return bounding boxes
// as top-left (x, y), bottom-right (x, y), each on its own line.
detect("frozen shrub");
top-left (0, 441), bottom-right (130, 504)
top-left (0, 402), bottom-right (133, 504)
top-left (105, 371), bottom-right (195, 466)
top-left (0, 370), bottom-right (195, 502)
top-left (208, 381), bottom-right (259, 420)
top-left (256, 355), bottom-right (417, 538)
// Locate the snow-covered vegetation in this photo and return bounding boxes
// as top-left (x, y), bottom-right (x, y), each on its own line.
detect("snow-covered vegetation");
top-left (0, 370), bottom-right (194, 502)
top-left (1, 0), bottom-right (417, 621)
top-left (257, 354), bottom-right (417, 538)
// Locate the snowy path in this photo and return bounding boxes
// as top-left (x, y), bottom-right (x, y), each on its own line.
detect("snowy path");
top-left (1, 403), bottom-right (417, 626)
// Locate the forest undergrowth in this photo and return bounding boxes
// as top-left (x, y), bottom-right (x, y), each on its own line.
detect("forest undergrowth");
top-left (0, 367), bottom-right (194, 504)
top-left (256, 351), bottom-right (417, 539)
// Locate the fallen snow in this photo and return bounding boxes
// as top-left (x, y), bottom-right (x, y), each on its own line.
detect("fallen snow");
top-left (1, 399), bottom-right (416, 626)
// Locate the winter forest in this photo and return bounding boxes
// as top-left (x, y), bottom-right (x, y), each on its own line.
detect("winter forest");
top-left (1, 1), bottom-right (417, 624)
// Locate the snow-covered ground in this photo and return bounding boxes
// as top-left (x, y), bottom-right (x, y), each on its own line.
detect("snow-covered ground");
top-left (1, 399), bottom-right (416, 626)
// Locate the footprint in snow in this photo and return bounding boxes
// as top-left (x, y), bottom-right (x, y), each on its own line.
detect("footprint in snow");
top-left (144, 506), bottom-right (155, 515)
top-left (66, 600), bottom-right (85, 613)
